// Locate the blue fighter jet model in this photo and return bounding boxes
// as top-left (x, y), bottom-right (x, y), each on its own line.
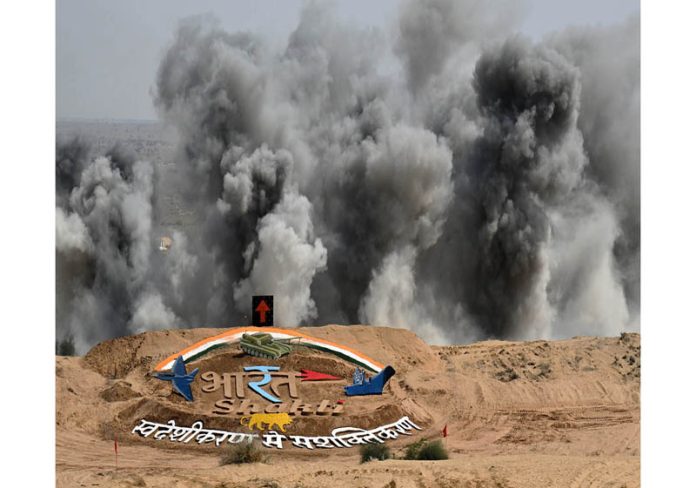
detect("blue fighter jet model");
top-left (154, 355), bottom-right (199, 401)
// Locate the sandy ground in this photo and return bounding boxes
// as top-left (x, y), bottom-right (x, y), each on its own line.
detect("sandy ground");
top-left (56, 325), bottom-right (640, 487)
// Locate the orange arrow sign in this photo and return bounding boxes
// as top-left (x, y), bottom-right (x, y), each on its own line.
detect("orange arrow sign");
top-left (299, 369), bottom-right (342, 381)
top-left (255, 300), bottom-right (270, 323)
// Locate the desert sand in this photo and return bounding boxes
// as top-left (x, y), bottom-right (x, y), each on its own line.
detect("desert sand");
top-left (56, 325), bottom-right (640, 487)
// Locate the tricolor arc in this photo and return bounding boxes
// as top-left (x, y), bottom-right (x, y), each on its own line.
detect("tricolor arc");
top-left (154, 327), bottom-right (385, 373)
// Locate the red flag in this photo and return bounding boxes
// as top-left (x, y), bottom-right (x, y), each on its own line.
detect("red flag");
top-left (442, 425), bottom-right (448, 438)
top-left (114, 432), bottom-right (118, 455)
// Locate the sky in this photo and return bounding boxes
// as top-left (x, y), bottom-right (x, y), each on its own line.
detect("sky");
top-left (57, 0), bottom-right (640, 121)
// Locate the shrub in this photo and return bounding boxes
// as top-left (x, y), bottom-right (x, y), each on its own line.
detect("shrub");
top-left (415, 440), bottom-right (449, 460)
top-left (534, 362), bottom-right (551, 380)
top-left (404, 438), bottom-right (427, 460)
top-left (220, 441), bottom-right (265, 465)
top-left (495, 367), bottom-right (519, 382)
top-left (360, 443), bottom-right (391, 463)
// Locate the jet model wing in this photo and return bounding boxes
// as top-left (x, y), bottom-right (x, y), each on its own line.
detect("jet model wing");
top-left (172, 379), bottom-right (194, 402)
top-left (185, 368), bottom-right (200, 382)
top-left (172, 368), bottom-right (199, 401)
top-left (173, 355), bottom-right (187, 376)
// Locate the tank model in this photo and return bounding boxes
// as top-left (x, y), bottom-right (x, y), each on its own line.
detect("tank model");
top-left (239, 332), bottom-right (295, 359)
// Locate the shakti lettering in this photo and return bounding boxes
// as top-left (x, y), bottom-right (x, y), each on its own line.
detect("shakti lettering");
top-left (201, 370), bottom-right (344, 417)
top-left (212, 398), bottom-right (344, 416)
top-left (132, 416), bottom-right (421, 449)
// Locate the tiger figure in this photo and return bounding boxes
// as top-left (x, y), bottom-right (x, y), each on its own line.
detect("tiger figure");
top-left (240, 412), bottom-right (293, 432)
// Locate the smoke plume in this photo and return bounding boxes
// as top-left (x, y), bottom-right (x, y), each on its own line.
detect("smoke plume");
top-left (56, 1), bottom-right (640, 352)
top-left (56, 141), bottom-right (177, 352)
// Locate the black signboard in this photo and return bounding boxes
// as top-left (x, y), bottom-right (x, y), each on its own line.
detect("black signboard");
top-left (252, 295), bottom-right (273, 327)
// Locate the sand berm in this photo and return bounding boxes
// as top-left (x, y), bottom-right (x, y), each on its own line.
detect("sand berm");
top-left (56, 325), bottom-right (640, 487)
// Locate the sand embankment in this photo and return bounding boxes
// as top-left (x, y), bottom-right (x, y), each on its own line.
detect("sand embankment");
top-left (56, 325), bottom-right (640, 487)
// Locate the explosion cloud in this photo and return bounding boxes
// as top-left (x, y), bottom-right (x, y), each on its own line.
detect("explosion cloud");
top-left (56, 0), bottom-right (640, 352)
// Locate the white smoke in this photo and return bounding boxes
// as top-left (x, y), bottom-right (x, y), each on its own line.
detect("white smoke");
top-left (234, 191), bottom-right (327, 326)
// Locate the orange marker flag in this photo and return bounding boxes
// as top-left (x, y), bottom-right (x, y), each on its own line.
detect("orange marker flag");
top-left (442, 424), bottom-right (448, 438)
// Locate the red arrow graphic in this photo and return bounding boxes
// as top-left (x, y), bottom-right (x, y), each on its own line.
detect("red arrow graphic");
top-left (299, 369), bottom-right (342, 381)
top-left (255, 300), bottom-right (270, 323)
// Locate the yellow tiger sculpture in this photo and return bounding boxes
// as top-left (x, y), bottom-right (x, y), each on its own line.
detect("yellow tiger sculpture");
top-left (240, 412), bottom-right (293, 432)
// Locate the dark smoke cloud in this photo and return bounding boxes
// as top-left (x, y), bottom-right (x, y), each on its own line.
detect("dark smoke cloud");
top-left (56, 1), bottom-right (640, 352)
top-left (56, 138), bottom-right (176, 352)
top-left (56, 137), bottom-right (89, 207)
top-left (467, 38), bottom-right (587, 338)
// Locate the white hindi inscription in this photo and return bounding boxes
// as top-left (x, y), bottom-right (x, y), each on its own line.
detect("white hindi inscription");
top-left (131, 416), bottom-right (421, 449)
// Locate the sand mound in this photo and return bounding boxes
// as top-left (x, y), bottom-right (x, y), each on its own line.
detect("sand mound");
top-left (100, 382), bottom-right (142, 402)
top-left (83, 325), bottom-right (441, 378)
top-left (58, 326), bottom-right (640, 487)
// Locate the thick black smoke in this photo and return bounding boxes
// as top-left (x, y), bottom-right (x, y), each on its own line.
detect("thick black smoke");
top-left (56, 1), bottom-right (640, 351)
top-left (55, 138), bottom-right (177, 352)
top-left (465, 39), bottom-right (587, 338)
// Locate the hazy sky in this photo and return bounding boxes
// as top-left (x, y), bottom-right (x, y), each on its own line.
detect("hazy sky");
top-left (57, 0), bottom-right (639, 121)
